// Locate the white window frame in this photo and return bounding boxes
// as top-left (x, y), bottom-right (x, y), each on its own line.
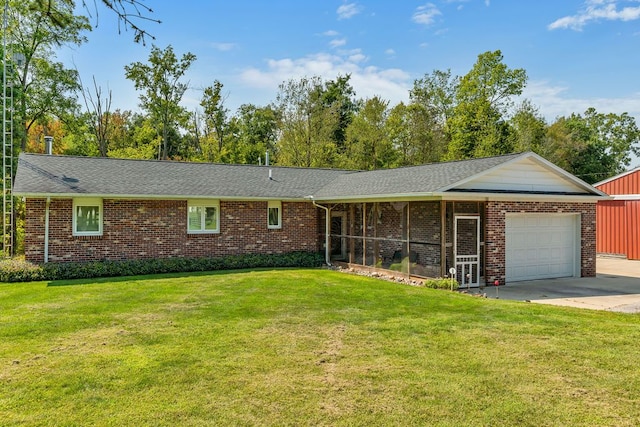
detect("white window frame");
top-left (73, 198), bottom-right (103, 236)
top-left (187, 200), bottom-right (220, 234)
top-left (268, 201), bottom-right (282, 229)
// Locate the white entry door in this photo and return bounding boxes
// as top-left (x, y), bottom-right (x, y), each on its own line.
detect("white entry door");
top-left (505, 214), bottom-right (578, 282)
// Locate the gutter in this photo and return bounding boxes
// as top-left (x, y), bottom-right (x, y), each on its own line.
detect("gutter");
top-left (307, 196), bottom-right (331, 266)
top-left (44, 197), bottom-right (50, 263)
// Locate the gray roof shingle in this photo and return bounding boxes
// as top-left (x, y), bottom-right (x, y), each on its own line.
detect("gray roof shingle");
top-left (15, 151), bottom-right (587, 201)
top-left (313, 153), bottom-right (523, 199)
top-left (13, 154), bottom-right (355, 200)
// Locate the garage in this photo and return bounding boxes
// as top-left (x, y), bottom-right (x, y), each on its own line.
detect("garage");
top-left (505, 214), bottom-right (579, 282)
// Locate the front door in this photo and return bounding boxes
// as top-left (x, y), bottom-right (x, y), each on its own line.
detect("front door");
top-left (454, 215), bottom-right (480, 288)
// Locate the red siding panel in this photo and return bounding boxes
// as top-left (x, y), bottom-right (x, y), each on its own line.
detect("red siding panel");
top-left (596, 170), bottom-right (640, 195)
top-left (628, 201), bottom-right (640, 260)
top-left (596, 201), bottom-right (626, 256)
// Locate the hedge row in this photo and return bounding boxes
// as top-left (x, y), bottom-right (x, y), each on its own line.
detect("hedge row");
top-left (0, 251), bottom-right (325, 283)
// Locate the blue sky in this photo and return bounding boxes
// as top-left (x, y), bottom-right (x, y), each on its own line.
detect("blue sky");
top-left (60, 0), bottom-right (640, 127)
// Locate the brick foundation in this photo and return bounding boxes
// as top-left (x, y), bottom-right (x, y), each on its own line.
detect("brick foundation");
top-left (25, 199), bottom-right (319, 263)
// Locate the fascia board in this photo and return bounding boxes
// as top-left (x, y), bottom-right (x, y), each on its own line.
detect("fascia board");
top-left (609, 194), bottom-right (640, 201)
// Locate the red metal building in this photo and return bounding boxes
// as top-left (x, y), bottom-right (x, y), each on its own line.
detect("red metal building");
top-left (595, 168), bottom-right (640, 260)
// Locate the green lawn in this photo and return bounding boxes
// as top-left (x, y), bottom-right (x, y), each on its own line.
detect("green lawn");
top-left (1, 269), bottom-right (639, 426)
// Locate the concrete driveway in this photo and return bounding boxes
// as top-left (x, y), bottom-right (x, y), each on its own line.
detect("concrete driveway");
top-left (486, 257), bottom-right (640, 313)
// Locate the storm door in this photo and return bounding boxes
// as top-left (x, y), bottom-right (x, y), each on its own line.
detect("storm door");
top-left (454, 215), bottom-right (480, 287)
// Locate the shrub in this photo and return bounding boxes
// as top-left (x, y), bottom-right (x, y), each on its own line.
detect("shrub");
top-left (0, 251), bottom-right (325, 283)
top-left (424, 277), bottom-right (459, 291)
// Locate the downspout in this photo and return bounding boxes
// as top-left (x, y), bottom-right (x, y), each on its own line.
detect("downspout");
top-left (308, 196), bottom-right (331, 266)
top-left (44, 197), bottom-right (50, 263)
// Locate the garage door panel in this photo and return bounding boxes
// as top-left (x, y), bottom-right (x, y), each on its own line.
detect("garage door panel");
top-left (506, 214), bottom-right (578, 282)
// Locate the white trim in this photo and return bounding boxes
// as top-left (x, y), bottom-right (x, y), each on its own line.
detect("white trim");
top-left (72, 198), bottom-right (103, 237)
top-left (609, 194), bottom-right (640, 201)
top-left (267, 201), bottom-right (282, 229)
top-left (187, 199), bottom-right (220, 234)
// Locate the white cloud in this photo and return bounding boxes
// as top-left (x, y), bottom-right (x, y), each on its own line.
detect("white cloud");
top-left (239, 52), bottom-right (410, 105)
top-left (385, 48), bottom-right (396, 55)
top-left (549, 0), bottom-right (640, 30)
top-left (521, 80), bottom-right (640, 123)
top-left (211, 42), bottom-right (237, 52)
top-left (337, 3), bottom-right (362, 20)
top-left (330, 38), bottom-right (347, 48)
top-left (412, 3), bottom-right (442, 26)
top-left (321, 30), bottom-right (340, 37)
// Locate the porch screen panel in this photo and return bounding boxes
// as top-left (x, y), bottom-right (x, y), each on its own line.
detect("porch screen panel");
top-left (408, 201), bottom-right (442, 278)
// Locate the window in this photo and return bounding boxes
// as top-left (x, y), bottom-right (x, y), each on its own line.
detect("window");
top-left (73, 198), bottom-right (103, 236)
top-left (188, 200), bottom-right (219, 233)
top-left (268, 201), bottom-right (281, 229)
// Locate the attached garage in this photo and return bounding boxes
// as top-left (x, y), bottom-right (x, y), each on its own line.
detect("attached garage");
top-left (505, 213), bottom-right (580, 282)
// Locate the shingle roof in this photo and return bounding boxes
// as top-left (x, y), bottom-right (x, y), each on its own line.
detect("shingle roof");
top-left (14, 151), bottom-right (596, 201)
top-left (313, 153), bottom-right (523, 199)
top-left (13, 154), bottom-right (354, 200)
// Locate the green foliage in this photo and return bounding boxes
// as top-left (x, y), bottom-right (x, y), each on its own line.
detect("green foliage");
top-left (276, 76), bottom-right (341, 167)
top-left (447, 50), bottom-right (527, 160)
top-left (0, 251), bottom-right (324, 283)
top-left (544, 108), bottom-right (640, 183)
top-left (424, 277), bottom-right (459, 290)
top-left (124, 45), bottom-right (197, 160)
top-left (342, 96), bottom-right (395, 170)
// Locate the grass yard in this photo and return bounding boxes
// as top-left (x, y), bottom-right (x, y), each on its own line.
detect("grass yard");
top-left (1, 269), bottom-right (640, 426)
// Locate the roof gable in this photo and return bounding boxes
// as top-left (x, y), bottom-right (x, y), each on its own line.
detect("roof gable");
top-left (449, 153), bottom-right (601, 195)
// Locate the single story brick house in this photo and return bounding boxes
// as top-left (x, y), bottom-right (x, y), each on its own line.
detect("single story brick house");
top-left (13, 151), bottom-right (606, 286)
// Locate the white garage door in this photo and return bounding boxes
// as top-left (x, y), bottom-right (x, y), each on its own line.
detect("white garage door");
top-left (505, 214), bottom-right (579, 282)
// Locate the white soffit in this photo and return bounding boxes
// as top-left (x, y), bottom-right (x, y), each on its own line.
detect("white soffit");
top-left (452, 155), bottom-right (593, 194)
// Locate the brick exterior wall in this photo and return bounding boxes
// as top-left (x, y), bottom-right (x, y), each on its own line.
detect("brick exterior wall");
top-left (24, 199), bottom-right (319, 263)
top-left (485, 201), bottom-right (597, 285)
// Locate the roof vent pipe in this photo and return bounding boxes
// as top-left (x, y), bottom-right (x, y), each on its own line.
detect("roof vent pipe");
top-left (265, 150), bottom-right (269, 166)
top-left (44, 136), bottom-right (53, 155)
top-left (269, 169), bottom-right (273, 180)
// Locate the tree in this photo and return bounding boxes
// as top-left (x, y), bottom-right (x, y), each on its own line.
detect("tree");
top-left (544, 108), bottom-right (640, 183)
top-left (29, 0), bottom-right (160, 44)
top-left (447, 50), bottom-right (527, 159)
top-left (387, 102), bottom-right (445, 167)
top-left (79, 75), bottom-right (113, 156)
top-left (410, 69), bottom-right (459, 126)
top-left (509, 100), bottom-right (547, 154)
top-left (319, 74), bottom-right (358, 154)
top-left (343, 96), bottom-right (394, 170)
top-left (199, 80), bottom-right (229, 161)
top-left (233, 103), bottom-right (280, 165)
top-left (275, 76), bottom-right (339, 167)
top-left (124, 44), bottom-right (196, 159)
top-left (7, 0), bottom-right (91, 151)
